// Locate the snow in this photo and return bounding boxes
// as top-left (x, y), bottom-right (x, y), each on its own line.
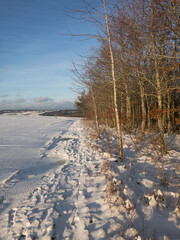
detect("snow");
top-left (0, 114), bottom-right (76, 226)
top-left (0, 113), bottom-right (179, 239)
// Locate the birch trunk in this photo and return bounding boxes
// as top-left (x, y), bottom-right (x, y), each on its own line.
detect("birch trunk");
top-left (152, 42), bottom-right (167, 155)
top-left (167, 92), bottom-right (171, 135)
top-left (150, 3), bottom-right (166, 155)
top-left (145, 94), bottom-right (151, 129)
top-left (103, 0), bottom-right (123, 160)
top-left (140, 84), bottom-right (146, 134)
top-left (125, 83), bottom-right (131, 133)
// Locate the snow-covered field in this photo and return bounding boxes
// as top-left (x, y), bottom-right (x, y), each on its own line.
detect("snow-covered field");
top-left (0, 113), bottom-right (78, 238)
top-left (0, 113), bottom-right (179, 239)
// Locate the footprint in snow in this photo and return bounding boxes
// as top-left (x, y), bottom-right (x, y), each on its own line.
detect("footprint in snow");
top-left (8, 208), bottom-right (17, 227)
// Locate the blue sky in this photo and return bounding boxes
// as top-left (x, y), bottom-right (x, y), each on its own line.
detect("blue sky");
top-left (0, 0), bottom-right (97, 110)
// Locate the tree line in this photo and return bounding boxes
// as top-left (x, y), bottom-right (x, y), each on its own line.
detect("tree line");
top-left (74, 0), bottom-right (180, 159)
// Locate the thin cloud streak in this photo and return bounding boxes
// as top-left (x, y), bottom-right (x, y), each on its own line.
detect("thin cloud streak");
top-left (0, 97), bottom-right (75, 110)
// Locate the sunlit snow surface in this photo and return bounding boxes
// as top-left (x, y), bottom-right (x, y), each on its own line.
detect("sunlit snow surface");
top-left (0, 113), bottom-right (76, 214)
top-left (0, 113), bottom-right (179, 240)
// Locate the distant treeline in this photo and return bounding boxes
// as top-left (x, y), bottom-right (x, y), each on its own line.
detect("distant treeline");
top-left (0, 110), bottom-right (33, 115)
top-left (0, 110), bottom-right (83, 117)
top-left (40, 110), bottom-right (83, 117)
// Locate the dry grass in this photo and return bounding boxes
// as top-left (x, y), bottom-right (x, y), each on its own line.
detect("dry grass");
top-left (132, 132), bottom-right (166, 161)
top-left (101, 160), bottom-right (112, 176)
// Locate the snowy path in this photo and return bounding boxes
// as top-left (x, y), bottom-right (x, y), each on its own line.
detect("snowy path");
top-left (0, 117), bottom-right (117, 240)
top-left (0, 114), bottom-right (179, 239)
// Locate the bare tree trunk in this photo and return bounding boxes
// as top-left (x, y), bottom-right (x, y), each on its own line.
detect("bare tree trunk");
top-left (153, 48), bottom-right (167, 154)
top-left (146, 94), bottom-right (151, 130)
top-left (139, 82), bottom-right (146, 134)
top-left (125, 83), bottom-right (131, 133)
top-left (131, 104), bottom-right (134, 129)
top-left (163, 95), bottom-right (167, 132)
top-left (150, 3), bottom-right (167, 155)
top-left (103, 0), bottom-right (123, 160)
top-left (167, 91), bottom-right (171, 135)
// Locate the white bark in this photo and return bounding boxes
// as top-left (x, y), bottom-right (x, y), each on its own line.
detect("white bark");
top-left (103, 0), bottom-right (123, 159)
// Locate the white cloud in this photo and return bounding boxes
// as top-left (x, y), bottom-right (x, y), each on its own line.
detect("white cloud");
top-left (1, 94), bottom-right (9, 98)
top-left (0, 97), bottom-right (74, 110)
top-left (14, 98), bottom-right (26, 103)
top-left (34, 97), bottom-right (53, 103)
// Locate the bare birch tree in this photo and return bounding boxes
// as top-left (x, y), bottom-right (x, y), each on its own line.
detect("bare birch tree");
top-left (103, 0), bottom-right (123, 159)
